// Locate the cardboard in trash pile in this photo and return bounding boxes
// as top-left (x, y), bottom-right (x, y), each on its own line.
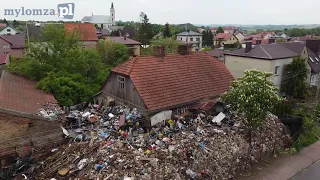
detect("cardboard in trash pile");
top-left (150, 110), bottom-right (172, 126)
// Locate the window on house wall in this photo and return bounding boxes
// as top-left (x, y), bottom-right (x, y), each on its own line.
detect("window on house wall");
top-left (118, 76), bottom-right (125, 91)
top-left (3, 44), bottom-right (10, 48)
top-left (275, 66), bottom-right (280, 75)
top-left (4, 52), bottom-right (9, 54)
top-left (180, 37), bottom-right (182, 40)
top-left (190, 38), bottom-right (193, 41)
top-left (7, 29), bottom-right (11, 32)
top-left (196, 38), bottom-right (200, 41)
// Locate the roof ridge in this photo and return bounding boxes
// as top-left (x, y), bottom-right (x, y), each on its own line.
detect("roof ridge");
top-left (129, 57), bottom-right (138, 76)
top-left (259, 45), bottom-right (272, 59)
top-left (0, 35), bottom-right (12, 44)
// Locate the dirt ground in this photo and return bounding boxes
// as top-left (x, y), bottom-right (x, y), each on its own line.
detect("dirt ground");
top-left (0, 113), bottom-right (62, 156)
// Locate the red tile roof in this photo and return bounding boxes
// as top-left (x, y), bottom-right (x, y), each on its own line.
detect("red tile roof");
top-left (215, 33), bottom-right (233, 41)
top-left (112, 53), bottom-right (234, 112)
top-left (64, 23), bottom-right (98, 41)
top-left (0, 71), bottom-right (57, 114)
top-left (252, 39), bottom-right (269, 45)
top-left (0, 24), bottom-right (6, 28)
top-left (0, 54), bottom-right (9, 65)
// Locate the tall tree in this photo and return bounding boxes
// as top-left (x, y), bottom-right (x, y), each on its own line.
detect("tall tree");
top-left (137, 13), bottom-right (153, 45)
top-left (221, 69), bottom-right (280, 144)
top-left (216, 26), bottom-right (224, 34)
top-left (97, 39), bottom-right (130, 66)
top-left (12, 20), bottom-right (19, 26)
top-left (207, 30), bottom-right (213, 47)
top-left (202, 30), bottom-right (208, 46)
top-left (281, 57), bottom-right (308, 99)
top-left (163, 23), bottom-right (171, 38)
top-left (3, 18), bottom-right (8, 25)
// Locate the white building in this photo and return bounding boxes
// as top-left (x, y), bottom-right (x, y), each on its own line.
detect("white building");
top-left (81, 2), bottom-right (115, 29)
top-left (0, 26), bottom-right (21, 35)
top-left (176, 31), bottom-right (203, 51)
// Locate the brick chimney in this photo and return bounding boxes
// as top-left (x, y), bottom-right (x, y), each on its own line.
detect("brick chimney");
top-left (153, 46), bottom-right (165, 58)
top-left (245, 42), bottom-right (252, 53)
top-left (178, 45), bottom-right (189, 55)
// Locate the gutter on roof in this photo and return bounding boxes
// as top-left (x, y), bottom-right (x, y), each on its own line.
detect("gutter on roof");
top-left (224, 53), bottom-right (299, 60)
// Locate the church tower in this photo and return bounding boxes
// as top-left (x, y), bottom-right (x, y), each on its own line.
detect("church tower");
top-left (110, 2), bottom-right (115, 25)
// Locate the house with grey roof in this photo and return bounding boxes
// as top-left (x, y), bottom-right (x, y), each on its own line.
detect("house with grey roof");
top-left (81, 3), bottom-right (115, 29)
top-left (176, 30), bottom-right (203, 51)
top-left (224, 42), bottom-right (309, 94)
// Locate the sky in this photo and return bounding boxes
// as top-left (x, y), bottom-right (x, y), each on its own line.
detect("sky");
top-left (0, 0), bottom-right (319, 25)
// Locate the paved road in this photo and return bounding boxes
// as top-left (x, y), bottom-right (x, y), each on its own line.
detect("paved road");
top-left (289, 159), bottom-right (320, 180)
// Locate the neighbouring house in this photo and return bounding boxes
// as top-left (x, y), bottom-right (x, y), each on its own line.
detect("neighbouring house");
top-left (108, 36), bottom-right (142, 56)
top-left (96, 28), bottom-right (110, 39)
top-left (0, 54), bottom-right (9, 76)
top-left (81, 3), bottom-right (115, 29)
top-left (235, 31), bottom-right (245, 43)
top-left (211, 26), bottom-right (240, 34)
top-left (206, 49), bottom-right (225, 63)
top-left (26, 23), bottom-right (63, 42)
top-left (0, 24), bottom-right (6, 31)
top-left (0, 70), bottom-right (58, 115)
top-left (305, 40), bottom-right (320, 86)
top-left (176, 31), bottom-right (203, 51)
top-left (260, 32), bottom-right (276, 39)
top-left (277, 32), bottom-right (288, 39)
top-left (0, 34), bottom-right (25, 58)
top-left (224, 42), bottom-right (309, 94)
top-left (0, 25), bottom-right (21, 35)
top-left (197, 28), bottom-right (206, 33)
top-left (64, 23), bottom-right (98, 49)
top-left (95, 46), bottom-right (234, 116)
top-left (213, 33), bottom-right (238, 48)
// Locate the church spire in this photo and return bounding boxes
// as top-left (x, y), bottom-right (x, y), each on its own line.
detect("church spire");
top-left (111, 2), bottom-right (114, 9)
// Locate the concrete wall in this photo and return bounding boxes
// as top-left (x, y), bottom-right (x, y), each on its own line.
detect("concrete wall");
top-left (0, 26), bottom-right (19, 35)
top-left (225, 55), bottom-right (273, 79)
top-left (99, 72), bottom-right (146, 110)
top-left (270, 58), bottom-right (293, 89)
top-left (82, 41), bottom-right (97, 49)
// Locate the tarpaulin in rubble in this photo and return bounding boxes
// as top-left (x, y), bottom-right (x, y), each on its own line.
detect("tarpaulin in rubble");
top-left (150, 110), bottom-right (172, 126)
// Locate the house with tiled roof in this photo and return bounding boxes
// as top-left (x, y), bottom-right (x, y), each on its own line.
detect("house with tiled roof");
top-left (176, 31), bottom-right (203, 51)
top-left (64, 23), bottom-right (98, 49)
top-left (0, 25), bottom-right (21, 35)
top-left (108, 36), bottom-right (142, 56)
top-left (211, 26), bottom-right (240, 34)
top-left (0, 70), bottom-right (57, 116)
top-left (0, 34), bottom-right (25, 58)
top-left (224, 42), bottom-right (310, 94)
top-left (96, 46), bottom-right (234, 116)
top-left (213, 33), bottom-right (238, 48)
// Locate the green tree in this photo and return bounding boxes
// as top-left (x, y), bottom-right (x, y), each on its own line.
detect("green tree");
top-left (7, 25), bottom-right (108, 105)
top-left (216, 26), bottom-right (224, 34)
top-left (94, 24), bottom-right (99, 29)
top-left (163, 23), bottom-right (171, 38)
top-left (137, 13), bottom-right (154, 45)
top-left (110, 30), bottom-right (120, 36)
top-left (12, 20), bottom-right (19, 26)
top-left (141, 38), bottom-right (181, 55)
top-left (221, 69), bottom-right (280, 143)
top-left (202, 30), bottom-right (208, 46)
top-left (3, 18), bottom-right (8, 25)
top-left (281, 57), bottom-right (308, 99)
top-left (207, 30), bottom-right (213, 47)
top-left (97, 39), bottom-right (130, 66)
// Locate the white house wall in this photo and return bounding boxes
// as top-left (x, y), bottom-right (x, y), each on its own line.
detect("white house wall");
top-left (0, 26), bottom-right (19, 35)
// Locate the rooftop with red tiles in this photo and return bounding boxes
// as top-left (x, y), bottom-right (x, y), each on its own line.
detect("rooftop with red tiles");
top-left (0, 71), bottom-right (57, 115)
top-left (111, 53), bottom-right (234, 112)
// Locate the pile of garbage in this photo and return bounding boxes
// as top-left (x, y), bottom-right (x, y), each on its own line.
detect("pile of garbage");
top-left (37, 104), bottom-right (65, 121)
top-left (27, 104), bottom-right (290, 179)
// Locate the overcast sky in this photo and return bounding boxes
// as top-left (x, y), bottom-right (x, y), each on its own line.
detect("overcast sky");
top-left (0, 0), bottom-right (319, 25)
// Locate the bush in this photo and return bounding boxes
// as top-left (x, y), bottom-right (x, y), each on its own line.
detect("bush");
top-left (293, 105), bottom-right (320, 151)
